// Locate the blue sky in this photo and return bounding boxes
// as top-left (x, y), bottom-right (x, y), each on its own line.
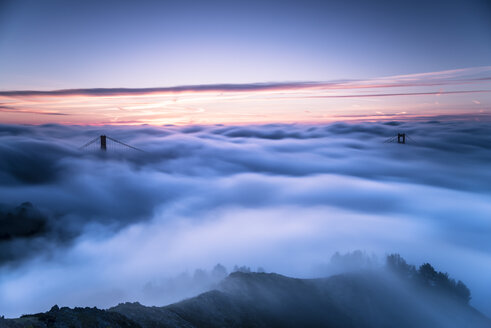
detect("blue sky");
top-left (1, 0), bottom-right (490, 90)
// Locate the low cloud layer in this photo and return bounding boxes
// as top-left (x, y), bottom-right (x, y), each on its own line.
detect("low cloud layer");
top-left (1, 65), bottom-right (490, 97)
top-left (0, 120), bottom-right (491, 318)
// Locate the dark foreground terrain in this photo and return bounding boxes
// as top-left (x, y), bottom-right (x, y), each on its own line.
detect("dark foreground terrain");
top-left (2, 269), bottom-right (490, 328)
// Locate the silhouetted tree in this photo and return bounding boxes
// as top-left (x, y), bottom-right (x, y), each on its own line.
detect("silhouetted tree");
top-left (418, 263), bottom-right (472, 303)
top-left (211, 264), bottom-right (228, 280)
top-left (330, 250), bottom-right (377, 273)
top-left (233, 265), bottom-right (251, 273)
top-left (386, 255), bottom-right (471, 304)
top-left (386, 254), bottom-right (416, 279)
top-left (455, 280), bottom-right (471, 304)
top-left (435, 271), bottom-right (454, 291)
top-left (419, 263), bottom-right (437, 285)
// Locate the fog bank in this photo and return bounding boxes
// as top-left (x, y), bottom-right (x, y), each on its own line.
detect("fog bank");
top-left (0, 120), bottom-right (490, 317)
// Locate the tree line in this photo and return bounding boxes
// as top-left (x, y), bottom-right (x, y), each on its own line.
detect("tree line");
top-left (386, 254), bottom-right (471, 303)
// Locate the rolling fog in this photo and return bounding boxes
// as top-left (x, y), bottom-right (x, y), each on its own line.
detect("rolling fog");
top-left (0, 120), bottom-right (490, 318)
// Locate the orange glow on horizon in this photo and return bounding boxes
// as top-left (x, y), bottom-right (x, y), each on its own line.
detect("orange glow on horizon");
top-left (0, 67), bottom-right (490, 125)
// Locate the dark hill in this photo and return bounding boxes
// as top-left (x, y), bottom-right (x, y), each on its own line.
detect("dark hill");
top-left (2, 271), bottom-right (490, 328)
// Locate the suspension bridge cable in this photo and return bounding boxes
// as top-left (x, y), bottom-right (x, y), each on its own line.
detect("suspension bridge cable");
top-left (79, 136), bottom-right (100, 149)
top-left (383, 135), bottom-right (398, 143)
top-left (106, 136), bottom-right (145, 152)
top-left (405, 135), bottom-right (418, 144)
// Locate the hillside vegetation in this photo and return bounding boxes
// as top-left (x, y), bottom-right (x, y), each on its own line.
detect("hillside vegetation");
top-left (1, 255), bottom-right (490, 328)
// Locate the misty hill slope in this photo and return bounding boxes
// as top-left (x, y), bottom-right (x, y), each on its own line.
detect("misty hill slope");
top-left (0, 305), bottom-right (140, 328)
top-left (2, 271), bottom-right (490, 328)
top-left (150, 271), bottom-right (490, 328)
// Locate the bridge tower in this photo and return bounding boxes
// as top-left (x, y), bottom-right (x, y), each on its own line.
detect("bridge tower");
top-left (397, 133), bottom-right (406, 144)
top-left (80, 135), bottom-right (144, 153)
top-left (100, 135), bottom-right (107, 151)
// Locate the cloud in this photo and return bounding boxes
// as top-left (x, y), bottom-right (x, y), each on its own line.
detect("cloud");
top-left (0, 105), bottom-right (69, 116)
top-left (298, 89), bottom-right (491, 99)
top-left (0, 66), bottom-right (490, 125)
top-left (0, 120), bottom-right (490, 318)
top-left (0, 67), bottom-right (490, 98)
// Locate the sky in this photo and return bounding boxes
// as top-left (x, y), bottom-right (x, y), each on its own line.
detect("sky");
top-left (0, 0), bottom-right (490, 124)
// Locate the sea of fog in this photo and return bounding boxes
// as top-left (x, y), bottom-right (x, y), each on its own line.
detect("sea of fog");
top-left (0, 120), bottom-right (490, 318)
